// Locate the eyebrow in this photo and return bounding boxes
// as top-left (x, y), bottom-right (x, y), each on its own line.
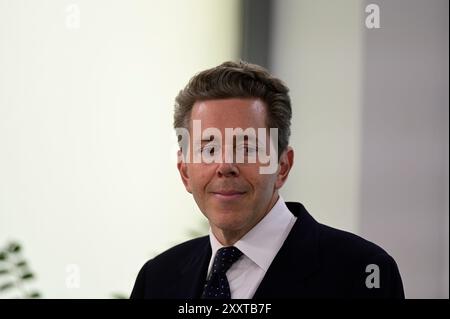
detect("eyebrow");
top-left (200, 135), bottom-right (215, 142)
top-left (201, 135), bottom-right (258, 143)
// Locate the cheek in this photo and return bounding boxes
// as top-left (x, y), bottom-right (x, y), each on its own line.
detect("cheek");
top-left (241, 169), bottom-right (277, 195)
top-left (257, 175), bottom-right (278, 193)
top-left (188, 165), bottom-right (215, 192)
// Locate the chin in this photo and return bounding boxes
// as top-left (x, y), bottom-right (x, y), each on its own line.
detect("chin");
top-left (208, 211), bottom-right (249, 232)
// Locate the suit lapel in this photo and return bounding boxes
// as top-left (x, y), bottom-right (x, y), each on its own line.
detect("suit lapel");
top-left (253, 202), bottom-right (321, 298)
top-left (178, 237), bottom-right (212, 298)
top-left (177, 202), bottom-right (320, 299)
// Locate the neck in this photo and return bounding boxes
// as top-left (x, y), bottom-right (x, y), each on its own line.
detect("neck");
top-left (211, 193), bottom-right (280, 246)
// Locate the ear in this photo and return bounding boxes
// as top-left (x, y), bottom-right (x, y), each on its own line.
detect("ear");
top-left (274, 146), bottom-right (294, 190)
top-left (177, 149), bottom-right (192, 193)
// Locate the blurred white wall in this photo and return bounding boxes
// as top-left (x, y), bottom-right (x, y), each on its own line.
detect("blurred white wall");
top-left (359, 0), bottom-right (449, 299)
top-left (0, 0), bottom-right (240, 298)
top-left (270, 0), bottom-right (448, 298)
top-left (271, 0), bottom-right (363, 233)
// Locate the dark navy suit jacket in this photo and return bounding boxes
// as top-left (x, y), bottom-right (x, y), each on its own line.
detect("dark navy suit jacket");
top-left (130, 202), bottom-right (405, 298)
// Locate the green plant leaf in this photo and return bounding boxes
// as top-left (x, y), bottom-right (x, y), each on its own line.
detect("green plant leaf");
top-left (187, 230), bottom-right (203, 237)
top-left (0, 269), bottom-right (9, 275)
top-left (7, 242), bottom-right (21, 253)
top-left (0, 282), bottom-right (14, 291)
top-left (20, 272), bottom-right (34, 280)
top-left (111, 292), bottom-right (128, 299)
top-left (15, 260), bottom-right (27, 267)
top-left (0, 252), bottom-right (7, 260)
top-left (28, 291), bottom-right (41, 298)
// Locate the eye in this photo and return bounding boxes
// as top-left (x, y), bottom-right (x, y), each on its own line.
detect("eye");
top-left (202, 145), bottom-right (216, 155)
top-left (246, 145), bottom-right (257, 153)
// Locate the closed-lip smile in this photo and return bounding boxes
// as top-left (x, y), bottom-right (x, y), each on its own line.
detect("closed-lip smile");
top-left (211, 190), bottom-right (246, 199)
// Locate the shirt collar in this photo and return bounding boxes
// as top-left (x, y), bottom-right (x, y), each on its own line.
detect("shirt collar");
top-left (208, 195), bottom-right (296, 272)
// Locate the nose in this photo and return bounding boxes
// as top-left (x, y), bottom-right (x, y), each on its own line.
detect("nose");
top-left (215, 144), bottom-right (239, 177)
top-left (216, 162), bottom-right (239, 177)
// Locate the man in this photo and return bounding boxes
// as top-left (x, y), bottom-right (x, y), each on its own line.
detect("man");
top-left (130, 61), bottom-right (404, 299)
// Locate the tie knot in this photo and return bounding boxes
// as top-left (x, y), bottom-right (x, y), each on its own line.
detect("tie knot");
top-left (212, 246), bottom-right (243, 274)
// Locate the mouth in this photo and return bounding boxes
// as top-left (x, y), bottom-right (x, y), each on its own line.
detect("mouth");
top-left (211, 190), bottom-right (246, 200)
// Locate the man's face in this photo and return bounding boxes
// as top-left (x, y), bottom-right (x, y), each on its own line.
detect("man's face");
top-left (177, 98), bottom-right (293, 241)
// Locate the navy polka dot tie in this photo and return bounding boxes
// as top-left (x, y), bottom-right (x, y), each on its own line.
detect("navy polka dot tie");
top-left (201, 246), bottom-right (243, 299)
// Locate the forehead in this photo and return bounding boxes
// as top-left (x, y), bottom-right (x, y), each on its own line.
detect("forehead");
top-left (190, 98), bottom-right (267, 129)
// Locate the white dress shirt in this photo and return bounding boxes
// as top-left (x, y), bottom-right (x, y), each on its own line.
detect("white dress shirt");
top-left (207, 195), bottom-right (297, 299)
